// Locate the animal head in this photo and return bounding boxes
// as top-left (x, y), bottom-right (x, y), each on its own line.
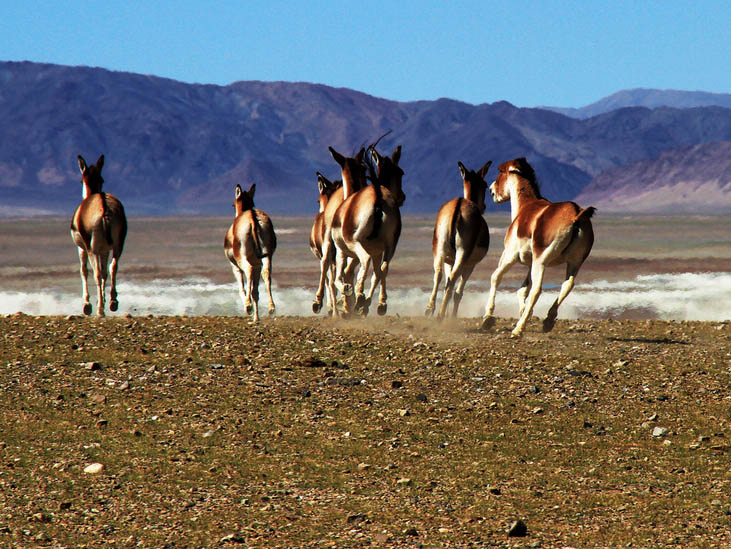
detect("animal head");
top-left (328, 147), bottom-right (367, 196)
top-left (316, 172), bottom-right (341, 212)
top-left (234, 183), bottom-right (256, 215)
top-left (458, 160), bottom-right (491, 213)
top-left (490, 157), bottom-right (541, 203)
top-left (77, 155), bottom-right (105, 199)
top-left (370, 145), bottom-right (405, 207)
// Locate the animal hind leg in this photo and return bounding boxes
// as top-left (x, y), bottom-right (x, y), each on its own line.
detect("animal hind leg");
top-left (425, 256), bottom-right (443, 317)
top-left (91, 253), bottom-right (108, 317)
top-left (543, 263), bottom-right (580, 333)
top-left (480, 249), bottom-right (519, 331)
top-left (438, 249), bottom-right (467, 320)
top-left (512, 261), bottom-right (545, 337)
top-left (78, 248), bottom-right (92, 315)
top-left (109, 255), bottom-right (121, 312)
top-left (244, 263), bottom-right (261, 322)
top-left (452, 263), bottom-right (476, 318)
top-left (262, 256), bottom-right (275, 315)
top-left (517, 271), bottom-right (532, 317)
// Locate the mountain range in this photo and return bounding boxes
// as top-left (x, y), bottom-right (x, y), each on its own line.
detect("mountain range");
top-left (0, 61), bottom-right (729, 216)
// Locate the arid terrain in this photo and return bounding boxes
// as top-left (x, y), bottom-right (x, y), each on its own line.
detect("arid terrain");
top-left (0, 314), bottom-right (729, 547)
top-left (0, 215), bottom-right (729, 547)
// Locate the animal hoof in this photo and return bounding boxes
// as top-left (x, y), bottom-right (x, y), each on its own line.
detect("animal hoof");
top-left (377, 303), bottom-right (387, 316)
top-left (83, 303), bottom-right (92, 316)
top-left (110, 300), bottom-right (119, 312)
top-left (268, 307), bottom-right (276, 316)
top-left (246, 304), bottom-right (253, 315)
top-left (542, 317), bottom-right (556, 332)
top-left (424, 307), bottom-right (434, 317)
top-left (342, 284), bottom-right (353, 296)
top-left (327, 308), bottom-right (334, 317)
top-left (480, 316), bottom-right (495, 331)
top-left (510, 329), bottom-right (523, 339)
top-left (312, 301), bottom-right (322, 314)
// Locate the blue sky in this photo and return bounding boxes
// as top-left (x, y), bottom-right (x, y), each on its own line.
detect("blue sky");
top-left (2, 1), bottom-right (728, 107)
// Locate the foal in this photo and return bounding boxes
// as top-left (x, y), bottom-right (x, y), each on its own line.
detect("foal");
top-left (480, 158), bottom-right (595, 337)
top-left (309, 172), bottom-right (341, 316)
top-left (224, 184), bottom-right (276, 323)
top-left (426, 160), bottom-right (491, 319)
top-left (330, 145), bottom-right (405, 316)
top-left (70, 154), bottom-right (127, 316)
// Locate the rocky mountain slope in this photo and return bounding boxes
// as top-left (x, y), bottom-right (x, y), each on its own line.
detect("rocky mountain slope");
top-left (1, 61), bottom-right (730, 215)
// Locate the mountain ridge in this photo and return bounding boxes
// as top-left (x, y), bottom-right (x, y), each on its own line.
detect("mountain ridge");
top-left (1, 61), bottom-right (730, 216)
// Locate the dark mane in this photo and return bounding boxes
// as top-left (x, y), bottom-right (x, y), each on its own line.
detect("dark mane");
top-left (513, 157), bottom-right (542, 199)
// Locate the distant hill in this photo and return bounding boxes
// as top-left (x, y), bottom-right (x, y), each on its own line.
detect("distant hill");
top-left (1, 61), bottom-right (730, 215)
top-left (542, 88), bottom-right (731, 119)
top-left (576, 141), bottom-right (731, 214)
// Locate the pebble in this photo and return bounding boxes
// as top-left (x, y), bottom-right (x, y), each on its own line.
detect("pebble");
top-left (403, 527), bottom-right (418, 536)
top-left (83, 463), bottom-right (104, 474)
top-left (396, 477), bottom-right (412, 486)
top-left (652, 427), bottom-right (669, 437)
top-left (83, 361), bottom-right (102, 371)
top-left (507, 519), bottom-right (528, 537)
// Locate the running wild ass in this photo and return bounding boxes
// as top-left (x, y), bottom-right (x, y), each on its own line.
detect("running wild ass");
top-left (224, 184), bottom-right (277, 323)
top-left (330, 144), bottom-right (405, 316)
top-left (312, 147), bottom-right (368, 316)
top-left (309, 172), bottom-right (342, 316)
top-left (426, 160), bottom-right (491, 319)
top-left (480, 158), bottom-right (595, 337)
top-left (70, 154), bottom-right (127, 316)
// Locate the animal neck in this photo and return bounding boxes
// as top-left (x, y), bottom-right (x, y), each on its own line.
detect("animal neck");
top-left (509, 178), bottom-right (540, 220)
top-left (82, 184), bottom-right (97, 199)
top-left (318, 196), bottom-right (328, 213)
top-left (463, 182), bottom-right (482, 205)
top-left (235, 202), bottom-right (250, 217)
top-left (342, 172), bottom-right (362, 200)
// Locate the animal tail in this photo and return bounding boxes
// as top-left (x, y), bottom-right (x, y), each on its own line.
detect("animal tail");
top-left (367, 203), bottom-right (383, 240)
top-left (101, 192), bottom-right (113, 246)
top-left (449, 198), bottom-right (462, 252)
top-left (561, 206), bottom-right (597, 255)
top-left (575, 206), bottom-right (597, 224)
top-left (250, 210), bottom-right (271, 259)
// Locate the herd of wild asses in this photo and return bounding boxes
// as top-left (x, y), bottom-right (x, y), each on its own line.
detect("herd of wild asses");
top-left (71, 139), bottom-right (595, 337)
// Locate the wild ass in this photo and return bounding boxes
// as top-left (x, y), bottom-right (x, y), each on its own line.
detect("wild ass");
top-left (309, 172), bottom-right (342, 316)
top-left (426, 160), bottom-right (491, 319)
top-left (480, 158), bottom-right (596, 337)
top-left (312, 148), bottom-right (367, 316)
top-left (70, 154), bottom-right (127, 316)
top-left (330, 144), bottom-right (405, 316)
top-left (224, 184), bottom-right (276, 323)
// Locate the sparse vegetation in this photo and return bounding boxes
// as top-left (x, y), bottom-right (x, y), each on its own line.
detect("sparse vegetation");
top-left (1, 314), bottom-right (728, 547)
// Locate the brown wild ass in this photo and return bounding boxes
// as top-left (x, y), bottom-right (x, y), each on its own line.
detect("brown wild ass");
top-left (70, 154), bottom-right (127, 316)
top-left (309, 172), bottom-right (342, 316)
top-left (480, 158), bottom-right (595, 337)
top-left (312, 148), bottom-right (367, 316)
top-left (426, 160), bottom-right (491, 319)
top-left (224, 184), bottom-right (277, 323)
top-left (330, 144), bottom-right (405, 316)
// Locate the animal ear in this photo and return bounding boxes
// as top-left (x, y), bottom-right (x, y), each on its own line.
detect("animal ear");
top-left (235, 184), bottom-right (243, 199)
top-left (458, 161), bottom-right (467, 180)
top-left (391, 145), bottom-right (401, 166)
top-left (96, 155), bottom-right (105, 172)
top-left (355, 147), bottom-right (365, 163)
top-left (329, 147), bottom-right (345, 167)
top-left (77, 155), bottom-right (88, 174)
top-left (370, 148), bottom-right (381, 167)
top-left (317, 172), bottom-right (331, 194)
top-left (248, 183), bottom-right (256, 198)
top-left (478, 160), bottom-right (492, 179)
